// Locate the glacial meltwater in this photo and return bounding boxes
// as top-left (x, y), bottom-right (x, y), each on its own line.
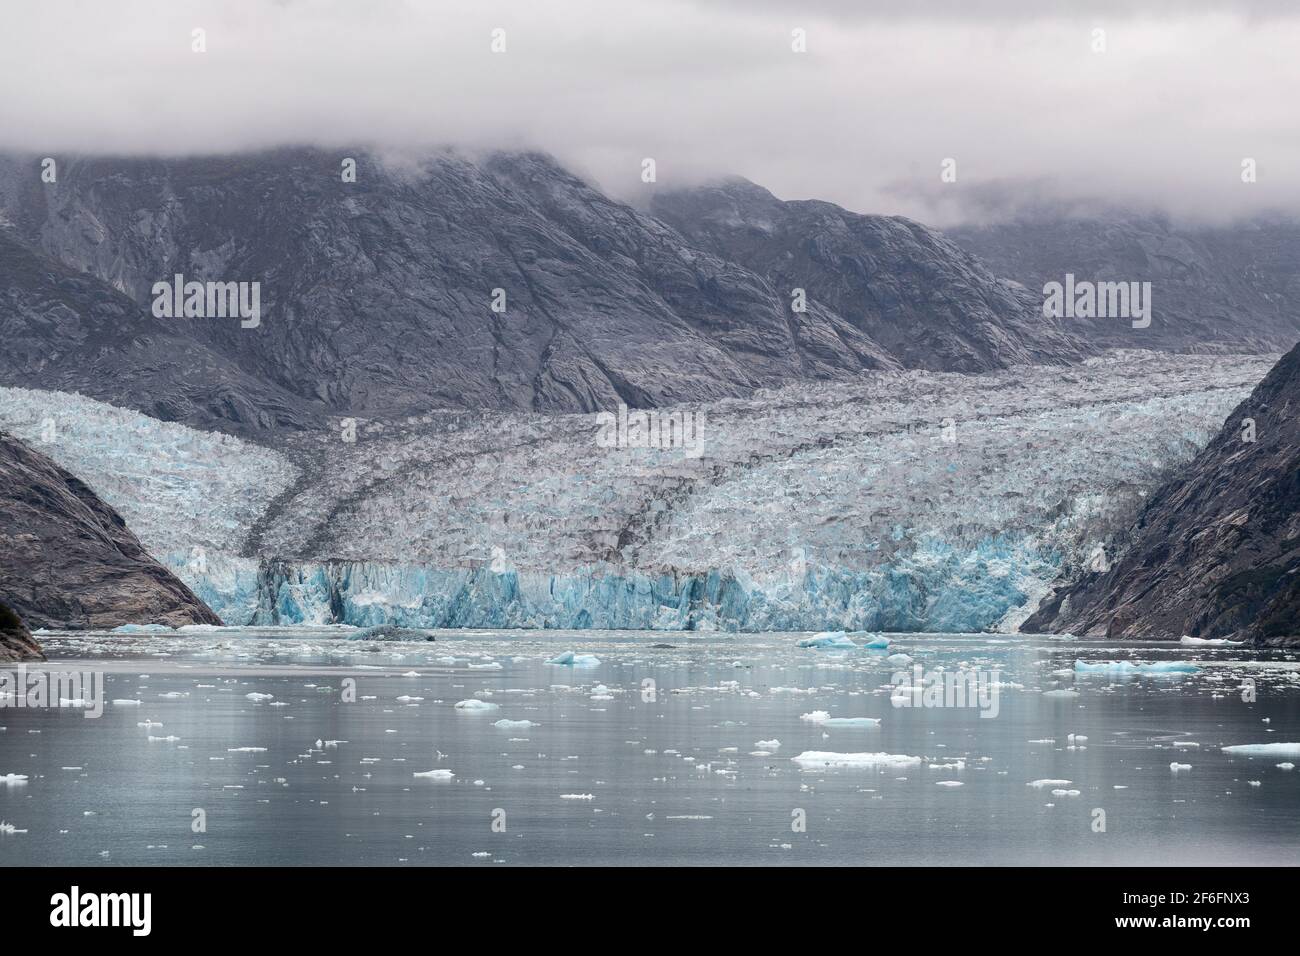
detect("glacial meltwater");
top-left (2, 628), bottom-right (1298, 866)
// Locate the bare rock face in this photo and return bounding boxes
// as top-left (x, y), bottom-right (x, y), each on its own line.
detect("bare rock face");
top-left (650, 178), bottom-right (1090, 372)
top-left (0, 600), bottom-right (44, 663)
top-left (0, 431), bottom-right (222, 630)
top-left (1023, 342), bottom-right (1300, 645)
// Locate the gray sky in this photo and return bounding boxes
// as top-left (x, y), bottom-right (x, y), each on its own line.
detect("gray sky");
top-left (2, 0), bottom-right (1297, 225)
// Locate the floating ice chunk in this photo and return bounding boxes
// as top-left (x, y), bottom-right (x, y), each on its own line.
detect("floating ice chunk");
top-left (1277, 763), bottom-right (1295, 770)
top-left (1051, 789), bottom-right (1081, 797)
top-left (1041, 690), bottom-right (1079, 699)
top-left (1027, 779), bottom-right (1072, 788)
top-left (454, 699), bottom-right (500, 712)
top-left (755, 739), bottom-right (781, 750)
top-left (796, 631), bottom-right (856, 649)
top-left (858, 634), bottom-right (891, 649)
top-left (396, 696), bottom-right (424, 703)
top-left (227, 747), bottom-right (267, 753)
top-left (245, 692), bottom-right (273, 701)
top-left (935, 780), bottom-right (964, 787)
top-left (560, 793), bottom-right (595, 800)
top-left (1172, 741), bottom-right (1199, 749)
top-left (1075, 660), bottom-right (1199, 675)
top-left (886, 653), bottom-right (913, 665)
top-left (546, 651), bottom-right (601, 667)
top-left (468, 662), bottom-right (503, 671)
top-left (111, 623), bottom-right (173, 633)
top-left (493, 719), bottom-right (538, 730)
top-left (0, 774), bottom-right (29, 785)
top-left (791, 751), bottom-right (922, 770)
top-left (111, 699), bottom-right (142, 706)
top-left (413, 769), bottom-right (454, 779)
top-left (1170, 762), bottom-right (1192, 772)
top-left (1221, 743), bottom-right (1300, 759)
top-left (800, 711), bottom-right (881, 729)
top-left (1179, 636), bottom-right (1243, 646)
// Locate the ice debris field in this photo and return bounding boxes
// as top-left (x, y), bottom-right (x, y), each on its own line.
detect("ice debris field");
top-left (2, 628), bottom-right (1298, 866)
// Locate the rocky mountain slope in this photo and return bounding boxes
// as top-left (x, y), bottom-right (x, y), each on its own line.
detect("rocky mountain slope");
top-left (0, 599), bottom-right (43, 662)
top-left (0, 431), bottom-right (222, 629)
top-left (949, 214), bottom-right (1300, 353)
top-left (1023, 342), bottom-right (1300, 644)
top-left (0, 150), bottom-right (1087, 438)
top-left (651, 178), bottom-right (1088, 372)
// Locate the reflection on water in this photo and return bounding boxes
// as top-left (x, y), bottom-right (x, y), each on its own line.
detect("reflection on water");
top-left (1, 628), bottom-right (1298, 866)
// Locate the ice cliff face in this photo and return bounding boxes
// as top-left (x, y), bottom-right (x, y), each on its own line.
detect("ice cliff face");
top-left (0, 353), bottom-right (1274, 632)
top-left (1024, 342), bottom-right (1300, 644)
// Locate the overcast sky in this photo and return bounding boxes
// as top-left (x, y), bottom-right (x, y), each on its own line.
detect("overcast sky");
top-left (2, 0), bottom-right (1297, 225)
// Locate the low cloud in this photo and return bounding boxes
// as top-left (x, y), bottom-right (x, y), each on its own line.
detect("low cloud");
top-left (2, 0), bottom-right (1297, 225)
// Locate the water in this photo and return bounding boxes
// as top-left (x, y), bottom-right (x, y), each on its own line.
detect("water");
top-left (2, 628), bottom-right (1298, 866)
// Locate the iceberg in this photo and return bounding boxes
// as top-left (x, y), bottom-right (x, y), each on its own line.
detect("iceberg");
top-left (791, 751), bottom-right (922, 770)
top-left (799, 711), bottom-right (880, 728)
top-left (1179, 636), bottom-right (1244, 646)
top-left (454, 699), bottom-right (499, 712)
top-left (546, 651), bottom-right (601, 667)
top-left (493, 719), bottom-right (538, 730)
top-left (1221, 743), bottom-right (1300, 759)
top-left (1074, 660), bottom-right (1200, 675)
top-left (796, 631), bottom-right (856, 649)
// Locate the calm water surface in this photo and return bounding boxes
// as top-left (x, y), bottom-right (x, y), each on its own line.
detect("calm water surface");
top-left (2, 629), bottom-right (1298, 866)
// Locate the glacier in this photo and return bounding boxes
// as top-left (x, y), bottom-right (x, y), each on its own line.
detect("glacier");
top-left (0, 353), bottom-right (1278, 632)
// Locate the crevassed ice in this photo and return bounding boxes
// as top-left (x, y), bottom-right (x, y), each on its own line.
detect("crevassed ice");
top-left (1, 354), bottom-right (1274, 632)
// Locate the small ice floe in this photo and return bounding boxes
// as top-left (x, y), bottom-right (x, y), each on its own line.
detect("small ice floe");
top-left (147, 735), bottom-right (181, 743)
top-left (395, 696), bottom-right (424, 703)
top-left (1179, 636), bottom-right (1243, 646)
top-left (1051, 789), bottom-right (1081, 797)
top-left (1041, 690), bottom-right (1080, 699)
top-left (791, 751), bottom-right (922, 770)
top-left (413, 769), bottom-right (454, 780)
top-left (111, 699), bottom-right (142, 706)
top-left (546, 651), bottom-right (601, 667)
top-left (245, 692), bottom-right (273, 702)
top-left (928, 760), bottom-right (966, 771)
top-left (0, 774), bottom-right (29, 785)
top-left (799, 711), bottom-right (881, 728)
top-left (1027, 739), bottom-right (1055, 745)
top-left (1277, 763), bottom-right (1296, 771)
top-left (886, 653), bottom-right (912, 666)
top-left (1027, 779), bottom-right (1072, 788)
top-left (796, 631), bottom-right (857, 649)
top-left (1248, 780), bottom-right (1262, 787)
top-left (0, 821), bottom-right (28, 834)
top-left (454, 699), bottom-right (500, 712)
top-left (1075, 660), bottom-right (1199, 676)
top-left (857, 634), bottom-right (891, 650)
top-left (493, 719), bottom-right (538, 730)
top-left (1221, 743), bottom-right (1300, 759)
top-left (934, 780), bottom-right (964, 787)
top-left (227, 747), bottom-right (267, 753)
top-left (755, 739), bottom-right (781, 750)
top-left (1169, 762), bottom-right (1192, 772)
top-left (468, 662), bottom-right (503, 671)
top-left (560, 793), bottom-right (595, 800)
top-left (401, 670), bottom-right (421, 677)
top-left (111, 623), bottom-right (173, 633)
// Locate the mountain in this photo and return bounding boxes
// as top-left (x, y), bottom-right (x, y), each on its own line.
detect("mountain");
top-left (0, 150), bottom-right (1088, 439)
top-left (1023, 342), bottom-right (1300, 644)
top-left (650, 178), bottom-right (1089, 372)
top-left (949, 214), bottom-right (1300, 353)
top-left (0, 600), bottom-right (43, 663)
top-left (0, 431), bottom-right (222, 629)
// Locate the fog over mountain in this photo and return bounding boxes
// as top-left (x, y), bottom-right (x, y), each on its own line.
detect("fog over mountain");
top-left (2, 0), bottom-right (1298, 226)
